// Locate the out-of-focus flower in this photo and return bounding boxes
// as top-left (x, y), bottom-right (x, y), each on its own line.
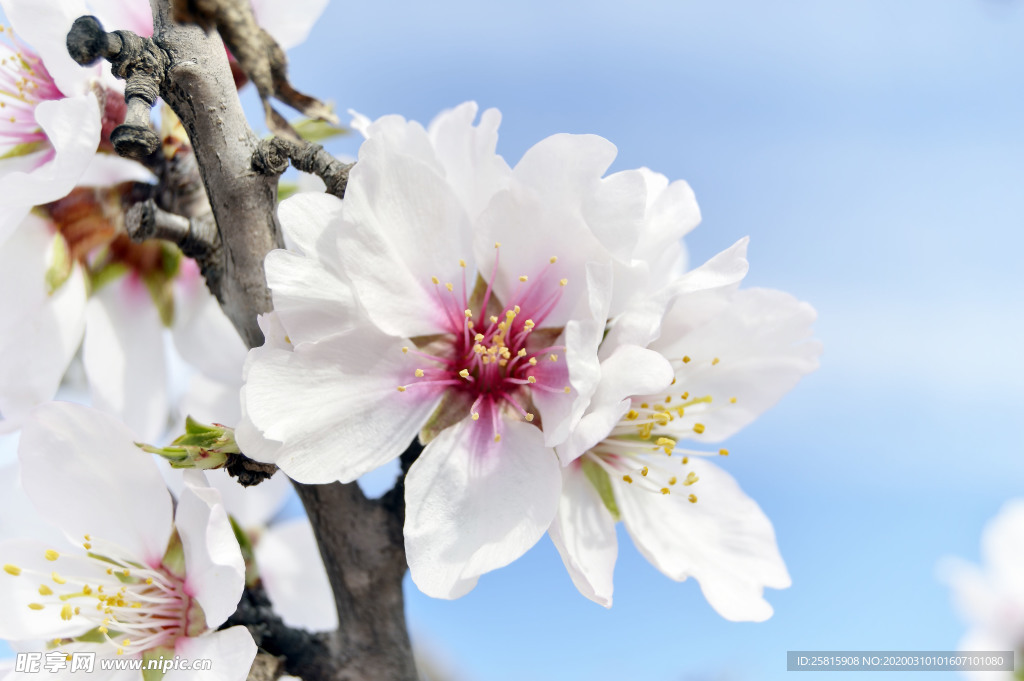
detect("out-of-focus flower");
top-left (239, 102), bottom-right (670, 598)
top-left (0, 0), bottom-right (152, 245)
top-left (941, 500), bottom-right (1024, 681)
top-left (551, 236), bottom-right (821, 620)
top-left (0, 204), bottom-right (246, 439)
top-left (0, 401), bottom-right (255, 679)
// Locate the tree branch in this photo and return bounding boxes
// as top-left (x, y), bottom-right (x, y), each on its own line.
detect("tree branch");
top-left (68, 3), bottom-right (421, 679)
top-left (253, 137), bottom-right (353, 198)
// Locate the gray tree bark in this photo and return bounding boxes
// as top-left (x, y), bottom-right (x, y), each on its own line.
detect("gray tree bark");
top-left (68, 2), bottom-right (419, 679)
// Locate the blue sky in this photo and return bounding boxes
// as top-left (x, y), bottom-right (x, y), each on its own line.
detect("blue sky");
top-left (4, 1), bottom-right (1024, 679)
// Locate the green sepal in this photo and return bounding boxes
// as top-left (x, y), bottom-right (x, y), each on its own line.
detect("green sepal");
top-left (137, 417), bottom-right (239, 470)
top-left (161, 528), bottom-right (186, 580)
top-left (581, 457), bottom-right (621, 522)
top-left (140, 242), bottom-right (183, 327)
top-left (87, 260), bottom-right (129, 295)
top-left (0, 140), bottom-right (46, 160)
top-left (44, 233), bottom-right (73, 295)
top-left (142, 647), bottom-right (176, 681)
top-left (292, 117), bottom-right (347, 143)
top-left (229, 515), bottom-right (260, 588)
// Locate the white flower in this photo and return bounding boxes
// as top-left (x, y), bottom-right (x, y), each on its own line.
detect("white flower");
top-left (0, 402), bottom-right (255, 678)
top-left (0, 211), bottom-right (246, 439)
top-left (0, 0), bottom-right (153, 245)
top-left (941, 500), bottom-right (1024, 681)
top-left (239, 102), bottom-right (659, 598)
top-left (551, 238), bottom-right (821, 620)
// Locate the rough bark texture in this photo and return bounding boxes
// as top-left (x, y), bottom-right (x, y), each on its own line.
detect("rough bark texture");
top-left (68, 2), bottom-right (420, 679)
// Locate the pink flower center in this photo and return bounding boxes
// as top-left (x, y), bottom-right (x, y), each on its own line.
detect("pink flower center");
top-left (399, 246), bottom-right (572, 439)
top-left (0, 26), bottom-right (63, 149)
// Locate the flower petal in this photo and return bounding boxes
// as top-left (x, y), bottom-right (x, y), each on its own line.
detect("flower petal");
top-left (265, 248), bottom-right (359, 345)
top-left (0, 216), bottom-right (87, 427)
top-left (0, 537), bottom-right (108, 641)
top-left (175, 470), bottom-right (245, 628)
top-left (0, 0), bottom-right (98, 96)
top-left (549, 461), bottom-right (617, 607)
top-left (239, 326), bottom-right (442, 483)
top-left (559, 344), bottom-right (674, 464)
top-left (338, 143), bottom-right (475, 337)
top-left (256, 517), bottom-right (338, 632)
top-left (17, 402), bottom-right (173, 565)
top-left (165, 626), bottom-right (256, 681)
top-left (652, 287), bottom-right (821, 443)
top-left (250, 0), bottom-right (328, 49)
top-left (276, 191), bottom-right (345, 262)
top-left (79, 152), bottom-right (155, 187)
top-left (405, 417), bottom-right (561, 599)
top-left (0, 95), bottom-right (101, 216)
top-left (171, 263), bottom-right (247, 385)
top-left (86, 0), bottom-right (154, 35)
top-left (616, 458), bottom-right (790, 622)
top-left (204, 468), bottom-right (292, 531)
top-left (82, 276), bottom-right (169, 442)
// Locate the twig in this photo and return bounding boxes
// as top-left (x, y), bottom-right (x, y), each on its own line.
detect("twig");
top-left (253, 137), bottom-right (353, 199)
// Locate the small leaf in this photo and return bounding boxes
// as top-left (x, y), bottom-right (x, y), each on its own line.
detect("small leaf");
top-left (581, 457), bottom-right (621, 522)
top-left (292, 117), bottom-right (348, 143)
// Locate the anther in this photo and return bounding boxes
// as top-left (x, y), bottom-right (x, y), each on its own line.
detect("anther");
top-left (688, 494), bottom-right (698, 503)
top-left (396, 386), bottom-right (407, 392)
top-left (712, 357), bottom-right (720, 365)
top-left (464, 309), bottom-right (473, 318)
top-left (519, 275), bottom-right (528, 282)
top-left (719, 449), bottom-right (729, 456)
top-left (38, 585), bottom-right (52, 595)
top-left (44, 550), bottom-right (59, 561)
top-left (494, 434), bottom-right (501, 442)
top-left (661, 488), bottom-right (670, 495)
top-left (550, 256), bottom-right (558, 263)
top-left (3, 564), bottom-right (21, 576)
top-left (563, 386), bottom-right (571, 393)
top-left (431, 276), bottom-right (439, 285)
top-left (682, 356), bottom-right (691, 363)
top-left (559, 278), bottom-right (568, 286)
top-left (683, 472), bottom-right (699, 486)
top-left (415, 369), bottom-right (425, 377)
top-left (445, 283), bottom-right (453, 292)
top-left (28, 603), bottom-right (44, 610)
top-left (525, 413), bottom-right (534, 422)
top-left (494, 242), bottom-right (501, 248)
top-left (402, 347), bottom-right (409, 353)
top-left (459, 369), bottom-right (471, 379)
top-left (459, 259), bottom-right (466, 267)
top-left (641, 466), bottom-right (649, 477)
top-left (623, 475), bottom-right (633, 483)
top-left (60, 604), bottom-right (73, 621)
top-left (730, 397), bottom-right (737, 403)
top-left (549, 354), bottom-right (558, 361)
top-left (471, 412), bottom-right (480, 421)
top-left (527, 376), bottom-right (536, 383)
top-left (668, 476), bottom-right (677, 485)
top-left (693, 423), bottom-right (705, 434)
top-left (51, 572), bottom-right (66, 584)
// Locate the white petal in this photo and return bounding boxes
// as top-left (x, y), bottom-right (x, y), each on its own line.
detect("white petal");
top-left (0, 538), bottom-right (108, 640)
top-left (0, 0), bottom-right (98, 96)
top-left (338, 146), bottom-right (474, 337)
top-left (204, 468), bottom-right (292, 530)
top-left (79, 152), bottom-right (155, 187)
top-left (17, 402), bottom-right (173, 565)
top-left (179, 373), bottom-right (242, 427)
top-left (82, 276), bottom-right (169, 441)
top-left (981, 499), bottom-right (1024, 601)
top-left (426, 102), bottom-right (510, 219)
top-left (175, 470), bottom-right (245, 628)
top-left (265, 248), bottom-right (359, 344)
top-left (405, 417), bottom-right (561, 599)
top-left (0, 216), bottom-right (87, 427)
top-left (617, 458), bottom-right (789, 622)
top-left (652, 287), bottom-right (820, 443)
top-left (240, 326), bottom-right (442, 483)
top-left (165, 626), bottom-right (257, 681)
top-left (256, 517), bottom-right (338, 632)
top-left (548, 461), bottom-right (617, 607)
top-left (603, 238), bottom-right (750, 363)
top-left (634, 168), bottom-right (701, 276)
top-left (171, 265), bottom-right (247, 385)
top-left (276, 192), bottom-right (345, 262)
top-left (561, 345), bottom-right (674, 463)
top-left (0, 96), bottom-right (100, 210)
top-left (86, 0), bottom-right (154, 34)
top-left (250, 0), bottom-right (328, 49)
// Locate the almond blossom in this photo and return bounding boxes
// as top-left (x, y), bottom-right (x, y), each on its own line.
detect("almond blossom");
top-left (0, 0), bottom-right (152, 245)
top-left (239, 102), bottom-right (671, 598)
top-left (941, 500), bottom-right (1024, 681)
top-left (0, 402), bottom-right (255, 680)
top-left (551, 237), bottom-right (821, 620)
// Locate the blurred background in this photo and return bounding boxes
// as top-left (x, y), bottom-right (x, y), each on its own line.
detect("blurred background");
top-left (5, 0), bottom-right (1024, 679)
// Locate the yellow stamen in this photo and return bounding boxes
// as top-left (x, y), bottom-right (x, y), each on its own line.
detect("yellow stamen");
top-left (712, 357), bottom-right (720, 365)
top-left (28, 603), bottom-right (44, 610)
top-left (494, 434), bottom-right (501, 442)
top-left (641, 466), bottom-right (649, 477)
top-left (431, 276), bottom-right (439, 285)
top-left (563, 386), bottom-right (571, 393)
top-left (445, 282), bottom-right (453, 292)
top-left (3, 564), bottom-right (21, 576)
top-left (51, 572), bottom-right (66, 585)
top-left (471, 412), bottom-right (480, 421)
top-left (688, 494), bottom-right (698, 503)
top-left (60, 604), bottom-right (73, 621)
top-left (525, 413), bottom-right (534, 422)
top-left (415, 369), bottom-right (424, 377)
top-left (668, 476), bottom-right (677, 485)
top-left (559, 278), bottom-right (568, 286)
top-left (44, 550), bottom-right (59, 561)
top-left (719, 449), bottom-right (729, 456)
top-left (693, 423), bottom-right (705, 434)
top-left (38, 585), bottom-right (53, 596)
top-left (519, 275), bottom-right (528, 282)
top-left (661, 488), bottom-right (670, 495)
top-left (396, 386), bottom-right (407, 392)
top-left (401, 346), bottom-right (409, 353)
top-left (730, 397), bottom-right (737, 404)
top-left (459, 259), bottom-right (466, 267)
top-left (459, 369), bottom-right (470, 379)
top-left (623, 475), bottom-right (633, 483)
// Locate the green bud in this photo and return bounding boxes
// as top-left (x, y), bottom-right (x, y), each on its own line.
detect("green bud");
top-left (581, 457), bottom-right (621, 522)
top-left (137, 417), bottom-right (239, 470)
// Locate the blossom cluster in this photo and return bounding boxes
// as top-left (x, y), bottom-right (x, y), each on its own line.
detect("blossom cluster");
top-left (237, 102), bottom-right (821, 617)
top-left (1, 0), bottom-right (819, 675)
